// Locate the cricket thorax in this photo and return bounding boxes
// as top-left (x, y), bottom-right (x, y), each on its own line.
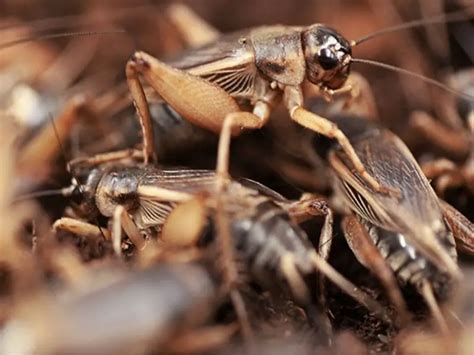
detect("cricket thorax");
top-left (251, 26), bottom-right (306, 86)
top-left (95, 168), bottom-right (140, 217)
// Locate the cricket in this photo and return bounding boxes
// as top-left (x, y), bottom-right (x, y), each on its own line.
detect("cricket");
top-left (1, 1), bottom-right (474, 354)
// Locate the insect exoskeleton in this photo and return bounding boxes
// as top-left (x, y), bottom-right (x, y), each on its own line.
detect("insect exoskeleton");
top-left (125, 14), bottom-right (388, 192)
top-left (52, 158), bottom-right (389, 324)
top-left (126, 6), bottom-right (473, 194)
top-left (65, 163), bottom-right (217, 232)
top-left (311, 111), bottom-right (474, 331)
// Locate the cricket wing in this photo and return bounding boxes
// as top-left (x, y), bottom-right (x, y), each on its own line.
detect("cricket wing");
top-left (132, 168), bottom-right (216, 229)
top-left (166, 31), bottom-right (258, 98)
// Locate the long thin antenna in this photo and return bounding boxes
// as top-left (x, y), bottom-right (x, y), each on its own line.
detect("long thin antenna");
top-left (0, 29), bottom-right (125, 50)
top-left (15, 186), bottom-right (75, 202)
top-left (352, 7), bottom-right (474, 46)
top-left (49, 114), bottom-right (83, 188)
top-left (351, 58), bottom-right (474, 101)
top-left (15, 116), bottom-right (77, 202)
top-left (49, 114), bottom-right (67, 161)
top-left (0, 5), bottom-right (156, 32)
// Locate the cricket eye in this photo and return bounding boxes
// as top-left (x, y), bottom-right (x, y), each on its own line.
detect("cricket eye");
top-left (318, 48), bottom-right (338, 70)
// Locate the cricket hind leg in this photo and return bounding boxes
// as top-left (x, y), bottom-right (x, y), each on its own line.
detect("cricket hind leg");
top-left (126, 49), bottom-right (273, 168)
top-left (280, 198), bottom-right (390, 323)
top-left (279, 253), bottom-right (333, 345)
top-left (305, 204), bottom-right (392, 325)
top-left (278, 194), bottom-right (334, 330)
top-left (342, 215), bottom-right (411, 326)
top-left (214, 114), bottom-right (253, 340)
top-left (280, 196), bottom-right (389, 325)
top-left (126, 51), bottom-right (268, 139)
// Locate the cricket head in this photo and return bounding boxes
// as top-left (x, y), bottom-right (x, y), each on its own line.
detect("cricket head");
top-left (302, 24), bottom-right (352, 90)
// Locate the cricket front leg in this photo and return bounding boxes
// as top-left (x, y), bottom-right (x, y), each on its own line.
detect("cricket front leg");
top-left (332, 72), bottom-right (378, 120)
top-left (281, 193), bottom-right (330, 224)
top-left (112, 206), bottom-right (146, 256)
top-left (284, 86), bottom-right (385, 194)
top-left (126, 58), bottom-right (156, 164)
top-left (53, 217), bottom-right (110, 240)
top-left (53, 217), bottom-right (110, 258)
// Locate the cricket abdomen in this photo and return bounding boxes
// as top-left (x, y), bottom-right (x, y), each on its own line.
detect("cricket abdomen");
top-left (230, 200), bottom-right (314, 285)
top-left (364, 220), bottom-right (457, 300)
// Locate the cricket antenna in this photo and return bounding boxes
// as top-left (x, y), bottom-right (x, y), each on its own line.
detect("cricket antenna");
top-left (15, 186), bottom-right (75, 202)
top-left (351, 58), bottom-right (474, 101)
top-left (15, 115), bottom-right (80, 202)
top-left (0, 29), bottom-right (126, 50)
top-left (351, 6), bottom-right (474, 46)
top-left (0, 5), bottom-right (156, 32)
top-left (48, 114), bottom-right (72, 173)
top-left (48, 114), bottom-right (84, 191)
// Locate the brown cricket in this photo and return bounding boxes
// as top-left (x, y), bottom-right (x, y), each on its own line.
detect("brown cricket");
top-left (48, 111), bottom-right (390, 332)
top-left (313, 110), bottom-right (474, 334)
top-left (125, 4), bottom-right (474, 195)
